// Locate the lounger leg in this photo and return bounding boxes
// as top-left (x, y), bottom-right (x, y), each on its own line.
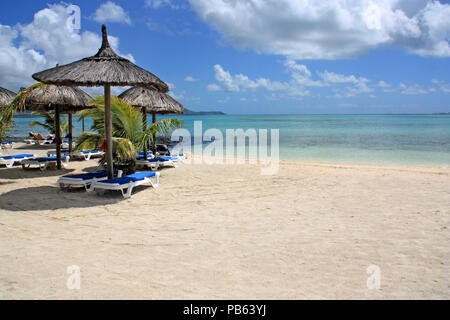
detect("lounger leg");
top-left (87, 181), bottom-right (96, 192)
top-left (124, 184), bottom-right (134, 198)
top-left (150, 162), bottom-right (159, 171)
top-left (153, 172), bottom-right (160, 188)
top-left (7, 161), bottom-right (14, 168)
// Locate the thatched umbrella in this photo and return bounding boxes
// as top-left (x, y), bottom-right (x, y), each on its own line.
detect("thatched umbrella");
top-left (118, 87), bottom-right (184, 158)
top-left (32, 25), bottom-right (169, 178)
top-left (0, 86), bottom-right (16, 105)
top-left (19, 84), bottom-right (93, 169)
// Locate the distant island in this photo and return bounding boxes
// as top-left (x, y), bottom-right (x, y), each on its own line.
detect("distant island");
top-left (183, 108), bottom-right (226, 115)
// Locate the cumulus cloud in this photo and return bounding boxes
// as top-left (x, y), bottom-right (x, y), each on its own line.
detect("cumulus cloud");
top-left (209, 61), bottom-right (376, 98)
top-left (145, 0), bottom-right (183, 9)
top-left (185, 76), bottom-right (198, 82)
top-left (207, 83), bottom-right (221, 91)
top-left (213, 64), bottom-right (289, 92)
top-left (0, 3), bottom-right (133, 91)
top-left (399, 83), bottom-right (428, 95)
top-left (431, 79), bottom-right (450, 93)
top-left (94, 1), bottom-right (131, 25)
top-left (377, 80), bottom-right (392, 87)
top-left (189, 0), bottom-right (450, 59)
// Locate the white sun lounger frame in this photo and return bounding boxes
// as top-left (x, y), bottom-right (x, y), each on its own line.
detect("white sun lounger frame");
top-left (22, 156), bottom-right (70, 171)
top-left (0, 155), bottom-right (35, 168)
top-left (89, 172), bottom-right (160, 199)
top-left (72, 150), bottom-right (104, 161)
top-left (58, 170), bottom-right (123, 191)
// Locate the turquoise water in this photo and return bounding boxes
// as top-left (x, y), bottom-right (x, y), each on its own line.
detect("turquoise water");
top-left (7, 114), bottom-right (450, 166)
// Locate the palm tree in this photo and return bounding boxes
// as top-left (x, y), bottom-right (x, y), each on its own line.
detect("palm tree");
top-left (29, 112), bottom-right (70, 137)
top-left (1, 82), bottom-right (74, 141)
top-left (75, 96), bottom-right (182, 171)
top-left (0, 104), bottom-right (14, 143)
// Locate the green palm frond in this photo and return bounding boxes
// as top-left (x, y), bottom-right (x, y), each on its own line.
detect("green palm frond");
top-left (137, 118), bottom-right (183, 151)
top-left (29, 112), bottom-right (69, 135)
top-left (76, 95), bottom-right (184, 163)
top-left (0, 104), bottom-right (15, 143)
top-left (8, 82), bottom-right (47, 113)
top-left (74, 133), bottom-right (136, 162)
top-left (114, 138), bottom-right (136, 161)
top-left (74, 132), bottom-right (104, 151)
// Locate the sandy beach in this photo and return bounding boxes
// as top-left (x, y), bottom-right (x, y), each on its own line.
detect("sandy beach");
top-left (0, 142), bottom-right (449, 299)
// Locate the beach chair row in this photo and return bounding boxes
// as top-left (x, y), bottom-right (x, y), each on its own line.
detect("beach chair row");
top-left (58, 170), bottom-right (160, 199)
top-left (1, 152), bottom-right (187, 198)
top-left (0, 154), bottom-right (69, 170)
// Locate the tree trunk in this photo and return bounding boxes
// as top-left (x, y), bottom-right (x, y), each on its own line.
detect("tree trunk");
top-left (68, 113), bottom-right (73, 155)
top-left (55, 105), bottom-right (62, 170)
top-left (152, 113), bottom-right (156, 154)
top-left (104, 85), bottom-right (113, 179)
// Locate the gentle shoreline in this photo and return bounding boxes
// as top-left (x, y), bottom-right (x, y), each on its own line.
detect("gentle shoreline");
top-left (0, 143), bottom-right (449, 299)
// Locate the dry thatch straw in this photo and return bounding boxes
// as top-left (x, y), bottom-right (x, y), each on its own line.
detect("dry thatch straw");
top-left (21, 83), bottom-right (93, 113)
top-left (0, 86), bottom-right (16, 105)
top-left (31, 24), bottom-right (169, 179)
top-left (10, 82), bottom-right (93, 169)
top-left (118, 87), bottom-right (184, 115)
top-left (32, 26), bottom-right (169, 92)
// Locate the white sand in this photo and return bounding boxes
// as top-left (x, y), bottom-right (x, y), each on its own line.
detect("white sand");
top-left (0, 143), bottom-right (449, 299)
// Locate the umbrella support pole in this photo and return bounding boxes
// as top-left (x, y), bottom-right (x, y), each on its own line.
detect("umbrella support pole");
top-left (105, 85), bottom-right (114, 179)
top-left (152, 113), bottom-right (156, 154)
top-left (68, 113), bottom-right (73, 155)
top-left (55, 105), bottom-right (62, 170)
top-left (142, 108), bottom-right (148, 160)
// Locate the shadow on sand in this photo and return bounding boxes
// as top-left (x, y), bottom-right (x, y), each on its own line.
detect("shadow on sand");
top-left (0, 185), bottom-right (125, 211)
top-left (14, 144), bottom-right (55, 151)
top-left (0, 167), bottom-right (75, 180)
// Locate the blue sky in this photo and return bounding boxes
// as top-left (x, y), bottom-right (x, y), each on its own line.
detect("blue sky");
top-left (0, 0), bottom-right (449, 114)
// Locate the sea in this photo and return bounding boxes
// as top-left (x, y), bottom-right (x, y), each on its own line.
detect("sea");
top-left (7, 114), bottom-right (450, 167)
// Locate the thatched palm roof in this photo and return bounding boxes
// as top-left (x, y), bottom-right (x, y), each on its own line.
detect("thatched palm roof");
top-left (22, 84), bottom-right (93, 113)
top-left (119, 87), bottom-right (184, 114)
top-left (0, 86), bottom-right (16, 105)
top-left (32, 25), bottom-right (168, 92)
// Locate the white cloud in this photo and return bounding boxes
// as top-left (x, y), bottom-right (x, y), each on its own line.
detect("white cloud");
top-left (213, 64), bottom-right (289, 92)
top-left (0, 3), bottom-right (133, 91)
top-left (207, 83), bottom-right (221, 91)
top-left (94, 1), bottom-right (131, 25)
top-left (185, 76), bottom-right (198, 82)
top-left (168, 91), bottom-right (185, 100)
top-left (377, 80), bottom-right (391, 87)
top-left (210, 62), bottom-right (378, 98)
top-left (399, 83), bottom-right (428, 95)
top-left (217, 96), bottom-right (230, 103)
top-left (145, 0), bottom-right (182, 9)
top-left (190, 0), bottom-right (450, 59)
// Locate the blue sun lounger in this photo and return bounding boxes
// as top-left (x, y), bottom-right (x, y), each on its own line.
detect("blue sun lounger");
top-left (72, 149), bottom-right (104, 160)
top-left (0, 154), bottom-right (35, 168)
top-left (0, 142), bottom-right (13, 150)
top-left (47, 149), bottom-right (70, 156)
top-left (22, 155), bottom-right (70, 171)
top-left (58, 169), bottom-right (122, 191)
top-left (136, 156), bottom-right (179, 171)
top-left (89, 171), bottom-right (160, 198)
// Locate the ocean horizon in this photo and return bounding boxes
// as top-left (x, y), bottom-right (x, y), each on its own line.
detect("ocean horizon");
top-left (7, 113), bottom-right (450, 167)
